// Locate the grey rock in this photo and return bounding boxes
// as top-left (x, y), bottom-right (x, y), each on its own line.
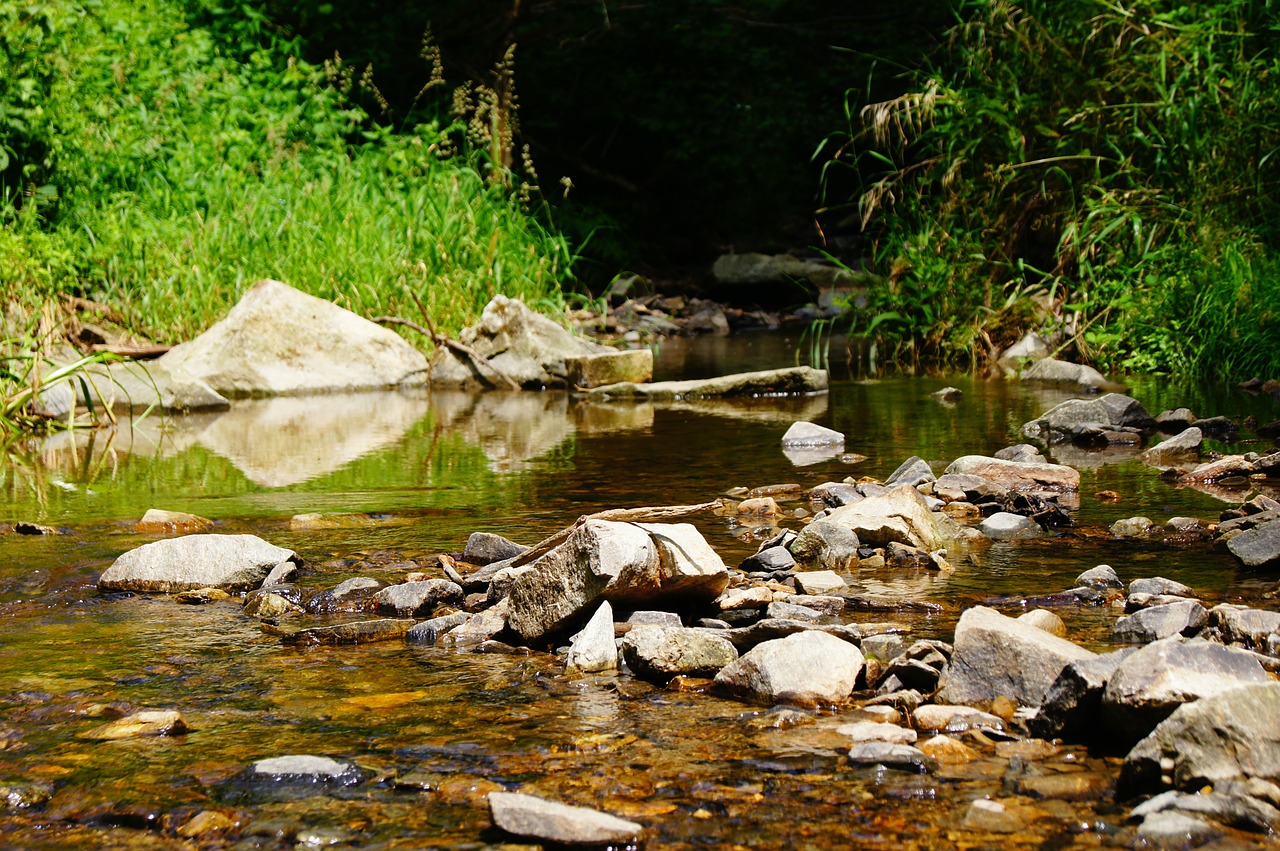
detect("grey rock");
top-left (780, 421), bottom-right (845, 448)
top-left (997, 332), bottom-right (1050, 374)
top-left (1120, 683), bottom-right (1280, 796)
top-left (506, 520), bottom-right (728, 644)
top-left (620, 625), bottom-right (739, 681)
top-left (943, 455), bottom-right (1080, 494)
top-left (788, 520), bottom-right (861, 569)
top-left (1030, 649), bottom-right (1133, 741)
top-left (1225, 517), bottom-right (1280, 569)
top-left (1021, 356), bottom-right (1111, 389)
top-left (884, 456), bottom-right (935, 488)
top-left (1021, 393), bottom-right (1158, 444)
top-left (445, 602), bottom-right (509, 645)
top-left (1110, 516), bottom-right (1154, 537)
top-left (937, 606), bottom-right (1097, 710)
top-left (160, 280), bottom-right (428, 396)
top-left (565, 349), bottom-right (653, 389)
top-left (1127, 592), bottom-right (1200, 612)
top-left (861, 634), bottom-right (909, 662)
top-left (488, 791), bottom-right (643, 846)
top-left (932, 386), bottom-right (963, 403)
top-left (374, 580), bottom-right (463, 617)
top-left (845, 742), bottom-right (934, 773)
top-left (792, 570), bottom-right (848, 595)
top-left (1141, 427), bottom-right (1204, 466)
top-left (837, 721), bottom-right (917, 744)
top-left (306, 577), bottom-right (385, 613)
top-left (714, 630), bottom-right (864, 707)
top-left (35, 350), bottom-right (230, 415)
top-left (566, 601), bottom-right (618, 673)
top-left (1130, 789), bottom-right (1280, 833)
top-left (587, 366), bottom-right (829, 400)
top-left (767, 601), bottom-right (822, 622)
top-left (913, 704), bottom-right (1007, 733)
top-left (430, 295), bottom-right (611, 388)
top-left (1208, 604), bottom-right (1280, 651)
top-left (98, 534), bottom-right (297, 593)
top-left (933, 473), bottom-right (1009, 503)
top-left (1018, 609), bottom-right (1066, 637)
top-left (251, 755), bottom-right (363, 784)
top-left (625, 610), bottom-right (683, 627)
top-left (1076, 564), bottom-right (1123, 590)
top-left (808, 482), bottom-right (862, 508)
top-left (961, 799), bottom-right (1025, 834)
top-left (788, 594), bottom-right (846, 615)
top-left (993, 443), bottom-right (1045, 463)
top-left (739, 545), bottom-right (797, 573)
top-left (1156, 407), bottom-right (1198, 431)
top-left (1129, 577), bottom-right (1195, 598)
top-left (463, 532), bottom-right (528, 565)
top-left (405, 611), bottom-right (470, 645)
top-left (1134, 812), bottom-right (1220, 847)
top-left (283, 618), bottom-right (412, 646)
top-left (1102, 638), bottom-right (1272, 745)
top-left (979, 512), bottom-right (1042, 540)
top-left (1111, 600), bottom-right (1208, 643)
top-left (821, 484), bottom-right (968, 552)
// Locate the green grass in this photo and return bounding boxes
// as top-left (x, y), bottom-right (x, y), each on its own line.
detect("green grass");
top-left (0, 0), bottom-right (570, 346)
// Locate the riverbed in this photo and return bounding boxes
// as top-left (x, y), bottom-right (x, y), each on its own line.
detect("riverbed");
top-left (0, 333), bottom-right (1277, 848)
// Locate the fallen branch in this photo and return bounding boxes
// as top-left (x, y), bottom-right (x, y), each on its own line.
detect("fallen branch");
top-left (510, 501), bottom-right (722, 567)
top-left (372, 314), bottom-right (521, 391)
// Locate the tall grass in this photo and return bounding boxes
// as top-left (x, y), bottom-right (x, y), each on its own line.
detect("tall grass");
top-left (0, 0), bottom-right (570, 347)
top-left (822, 0), bottom-right (1280, 378)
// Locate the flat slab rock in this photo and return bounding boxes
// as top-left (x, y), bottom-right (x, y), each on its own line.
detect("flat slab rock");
top-left (585, 366), bottom-right (828, 400)
top-left (98, 534), bottom-right (297, 593)
top-left (488, 791), bottom-right (643, 845)
top-left (714, 629), bottom-right (863, 707)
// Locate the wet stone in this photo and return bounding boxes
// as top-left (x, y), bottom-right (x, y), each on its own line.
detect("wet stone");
top-left (81, 710), bottom-right (189, 741)
top-left (738, 546), bottom-right (796, 573)
top-left (837, 721), bottom-right (917, 745)
top-left (222, 755), bottom-right (368, 803)
top-left (1129, 577), bottom-right (1195, 598)
top-left (566, 601), bottom-right (618, 674)
top-left (980, 512), bottom-right (1041, 540)
top-left (98, 534), bottom-right (298, 594)
top-left (463, 532), bottom-right (528, 565)
top-left (792, 570), bottom-right (847, 595)
top-left (1111, 599), bottom-right (1208, 643)
top-left (405, 610), bottom-right (470, 645)
top-left (282, 618), bottom-right (412, 646)
top-left (914, 704), bottom-right (1006, 734)
top-left (305, 577), bottom-right (386, 614)
top-left (373, 579), bottom-right (463, 617)
top-left (134, 509), bottom-right (214, 534)
top-left (1135, 811), bottom-right (1221, 848)
top-left (621, 626), bottom-right (739, 682)
top-left (489, 791), bottom-right (644, 846)
top-left (1, 781), bottom-right (54, 809)
top-left (846, 742), bottom-right (934, 773)
top-left (1110, 516), bottom-right (1154, 537)
top-left (961, 799), bottom-right (1025, 833)
top-left (780, 421), bottom-right (845, 448)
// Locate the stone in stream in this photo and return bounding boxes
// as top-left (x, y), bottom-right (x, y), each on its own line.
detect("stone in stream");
top-left (488, 791), bottom-right (644, 846)
top-left (979, 512), bottom-right (1041, 540)
top-left (282, 619), bottom-right (412, 646)
top-left (714, 630), bottom-right (863, 707)
top-left (81, 710), bottom-right (189, 741)
top-left (1119, 683), bottom-right (1280, 798)
top-left (1101, 638), bottom-right (1272, 745)
top-left (994, 443), bottom-right (1045, 463)
top-left (1141, 427), bottom-right (1204, 466)
top-left (133, 509), bottom-right (214, 534)
top-left (463, 532), bottom-right (528, 566)
top-left (1020, 356), bottom-right (1112, 390)
top-left (884, 456), bottom-right (936, 488)
top-left (1128, 789), bottom-right (1280, 834)
top-left (1020, 393), bottom-right (1158, 444)
top-left (1017, 609), bottom-right (1067, 637)
top-left (98, 534), bottom-right (298, 593)
top-left (820, 484), bottom-right (968, 552)
top-left (716, 586), bottom-right (774, 611)
top-left (838, 721), bottom-right (917, 745)
top-left (1111, 600), bottom-right (1208, 643)
top-left (405, 611), bottom-right (470, 645)
top-left (505, 520), bottom-right (728, 644)
top-left (943, 455), bottom-right (1080, 495)
top-left (260, 562), bottom-right (298, 587)
top-left (1224, 516), bottom-right (1280, 569)
top-left (566, 601), bottom-right (618, 673)
top-left (223, 755), bottom-right (369, 802)
top-left (792, 570), bottom-right (847, 595)
top-left (787, 520), bottom-right (861, 569)
top-left (1206, 604), bottom-right (1280, 652)
top-left (913, 704), bottom-right (1007, 734)
top-left (1129, 577), bottom-right (1195, 598)
top-left (305, 577), bottom-right (386, 613)
top-left (1029, 649), bottom-right (1134, 742)
top-left (766, 601), bottom-right (822, 622)
top-left (584, 366), bottom-right (829, 400)
top-left (1076, 564), bottom-right (1124, 590)
top-left (933, 473), bottom-right (1009, 504)
top-left (160, 279), bottom-right (428, 395)
top-left (1110, 516), bottom-right (1154, 537)
top-left (936, 606), bottom-right (1097, 711)
top-left (845, 742), bottom-right (934, 773)
top-left (620, 625), bottom-right (739, 682)
top-left (739, 545), bottom-right (796, 573)
top-left (373, 579), bottom-right (464, 617)
top-left (780, 421), bottom-right (844, 448)
top-left (565, 349), bottom-right (653, 389)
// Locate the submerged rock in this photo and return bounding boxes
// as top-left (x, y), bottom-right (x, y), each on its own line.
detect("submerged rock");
top-left (1021, 393), bottom-right (1157, 445)
top-left (1141, 427), bottom-right (1204, 466)
top-left (160, 279), bottom-right (428, 396)
top-left (98, 534), bottom-right (297, 593)
top-left (488, 791), bottom-right (644, 846)
top-left (223, 755), bottom-right (368, 802)
top-left (133, 509), bottom-right (214, 535)
top-left (81, 710), bottom-right (189, 741)
top-left (565, 349), bottom-right (653, 389)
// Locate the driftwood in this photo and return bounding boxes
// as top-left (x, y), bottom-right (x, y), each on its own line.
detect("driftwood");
top-left (510, 501), bottom-right (722, 568)
top-left (372, 314), bottom-right (521, 390)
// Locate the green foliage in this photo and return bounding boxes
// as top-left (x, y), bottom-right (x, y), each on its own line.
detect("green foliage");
top-left (0, 0), bottom-right (569, 344)
top-left (826, 0), bottom-right (1280, 377)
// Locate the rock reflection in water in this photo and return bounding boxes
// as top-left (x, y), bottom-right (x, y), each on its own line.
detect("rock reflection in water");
top-left (198, 392), bottom-right (432, 487)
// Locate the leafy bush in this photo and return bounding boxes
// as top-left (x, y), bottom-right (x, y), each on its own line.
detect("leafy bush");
top-left (0, 0), bottom-right (569, 344)
top-left (825, 0), bottom-right (1280, 377)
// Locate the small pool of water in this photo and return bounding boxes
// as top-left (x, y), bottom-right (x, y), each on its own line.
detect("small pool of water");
top-left (0, 333), bottom-right (1277, 848)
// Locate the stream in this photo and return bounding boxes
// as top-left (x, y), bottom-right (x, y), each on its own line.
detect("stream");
top-left (0, 332), bottom-right (1278, 849)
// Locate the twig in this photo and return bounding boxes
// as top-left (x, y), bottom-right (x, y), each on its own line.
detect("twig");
top-left (372, 314), bottom-right (521, 390)
top-left (510, 501), bottom-right (722, 567)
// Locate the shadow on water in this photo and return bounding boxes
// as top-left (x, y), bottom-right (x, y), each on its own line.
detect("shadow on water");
top-left (0, 332), bottom-right (1277, 847)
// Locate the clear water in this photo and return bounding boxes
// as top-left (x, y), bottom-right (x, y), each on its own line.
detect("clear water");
top-left (0, 332), bottom-right (1277, 848)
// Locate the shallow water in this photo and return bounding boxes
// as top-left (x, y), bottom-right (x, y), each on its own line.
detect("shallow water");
top-left (0, 333), bottom-right (1278, 849)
